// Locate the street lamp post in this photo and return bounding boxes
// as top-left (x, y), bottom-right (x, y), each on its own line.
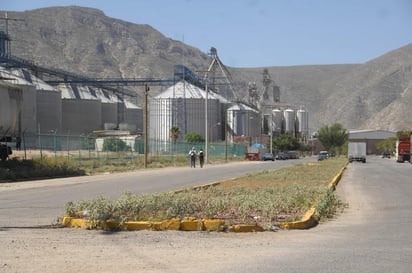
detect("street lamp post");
top-left (144, 83), bottom-right (149, 168)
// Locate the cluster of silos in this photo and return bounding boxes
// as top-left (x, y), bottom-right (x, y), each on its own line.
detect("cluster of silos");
top-left (270, 107), bottom-right (309, 137)
top-left (149, 80), bottom-right (229, 152)
top-left (0, 66), bottom-right (142, 137)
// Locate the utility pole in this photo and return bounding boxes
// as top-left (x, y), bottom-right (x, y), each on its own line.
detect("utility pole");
top-left (144, 83), bottom-right (149, 168)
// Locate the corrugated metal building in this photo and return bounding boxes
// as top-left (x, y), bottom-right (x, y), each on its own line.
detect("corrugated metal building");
top-left (349, 129), bottom-right (396, 155)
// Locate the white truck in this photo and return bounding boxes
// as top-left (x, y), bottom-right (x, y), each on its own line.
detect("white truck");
top-left (348, 142), bottom-right (366, 163)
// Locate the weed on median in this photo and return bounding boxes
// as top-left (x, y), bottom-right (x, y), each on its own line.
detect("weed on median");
top-left (64, 157), bottom-right (347, 230)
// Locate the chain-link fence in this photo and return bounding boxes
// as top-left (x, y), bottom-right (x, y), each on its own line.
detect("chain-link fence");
top-left (16, 133), bottom-right (246, 161)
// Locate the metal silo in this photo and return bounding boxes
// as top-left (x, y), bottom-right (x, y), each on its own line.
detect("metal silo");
top-left (296, 108), bottom-right (309, 133)
top-left (283, 108), bottom-right (295, 134)
top-left (62, 98), bottom-right (102, 135)
top-left (149, 80), bottom-right (225, 152)
top-left (271, 109), bottom-right (282, 133)
top-left (226, 103), bottom-right (259, 139)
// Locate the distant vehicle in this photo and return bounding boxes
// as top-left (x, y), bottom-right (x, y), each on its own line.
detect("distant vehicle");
top-left (263, 153), bottom-right (274, 161)
top-left (245, 144), bottom-right (267, 161)
top-left (381, 151), bottom-right (391, 158)
top-left (286, 151), bottom-right (299, 159)
top-left (396, 135), bottom-right (410, 163)
top-left (317, 151), bottom-right (329, 161)
top-left (275, 152), bottom-right (288, 160)
top-left (348, 142), bottom-right (366, 163)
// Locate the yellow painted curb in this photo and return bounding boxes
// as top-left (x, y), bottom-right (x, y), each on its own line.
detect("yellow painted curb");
top-left (180, 218), bottom-right (202, 231)
top-left (228, 224), bottom-right (264, 232)
top-left (203, 219), bottom-right (226, 231)
top-left (328, 162), bottom-right (348, 189)
top-left (279, 207), bottom-right (317, 229)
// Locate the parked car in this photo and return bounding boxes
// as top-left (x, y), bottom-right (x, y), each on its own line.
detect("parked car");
top-left (275, 152), bottom-right (288, 160)
top-left (286, 151), bottom-right (299, 159)
top-left (381, 151), bottom-right (391, 158)
top-left (263, 153), bottom-right (274, 161)
top-left (317, 151), bottom-right (329, 161)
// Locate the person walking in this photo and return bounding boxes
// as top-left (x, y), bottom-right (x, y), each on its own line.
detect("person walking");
top-left (189, 147), bottom-right (197, 168)
top-left (198, 148), bottom-right (204, 168)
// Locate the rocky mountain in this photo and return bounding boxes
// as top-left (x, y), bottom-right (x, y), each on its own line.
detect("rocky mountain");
top-left (2, 6), bottom-right (412, 132)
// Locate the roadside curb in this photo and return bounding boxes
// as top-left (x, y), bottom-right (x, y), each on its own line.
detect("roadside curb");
top-left (62, 216), bottom-right (260, 232)
top-left (279, 160), bottom-right (348, 230)
top-left (62, 161), bottom-right (349, 232)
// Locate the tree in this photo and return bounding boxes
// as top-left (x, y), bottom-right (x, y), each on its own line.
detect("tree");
top-left (170, 126), bottom-right (180, 143)
top-left (316, 123), bottom-right (348, 154)
top-left (272, 133), bottom-right (300, 152)
top-left (376, 137), bottom-right (397, 153)
top-left (184, 132), bottom-right (204, 143)
top-left (103, 137), bottom-right (131, 152)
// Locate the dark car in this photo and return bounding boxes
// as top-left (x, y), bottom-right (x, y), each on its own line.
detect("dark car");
top-left (317, 151), bottom-right (329, 161)
top-left (275, 152), bottom-right (287, 160)
top-left (263, 153), bottom-right (274, 161)
top-left (286, 151), bottom-right (299, 159)
top-left (382, 151), bottom-right (391, 158)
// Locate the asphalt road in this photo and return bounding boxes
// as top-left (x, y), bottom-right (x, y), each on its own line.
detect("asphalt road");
top-left (1, 156), bottom-right (411, 273)
top-left (0, 157), bottom-right (310, 227)
top-left (228, 155), bottom-right (412, 273)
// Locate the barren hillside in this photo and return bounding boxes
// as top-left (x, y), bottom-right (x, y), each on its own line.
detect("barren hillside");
top-left (2, 6), bottom-right (412, 131)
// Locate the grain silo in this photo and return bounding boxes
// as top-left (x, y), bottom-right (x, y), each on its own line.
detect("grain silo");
top-left (0, 80), bottom-right (22, 136)
top-left (0, 68), bottom-right (37, 134)
top-left (271, 109), bottom-right (283, 133)
top-left (226, 103), bottom-right (260, 139)
top-left (59, 83), bottom-right (102, 135)
top-left (12, 69), bottom-right (63, 134)
top-left (119, 100), bottom-right (142, 133)
top-left (92, 87), bottom-right (118, 130)
top-left (149, 80), bottom-right (226, 152)
top-left (283, 108), bottom-right (295, 134)
top-left (296, 108), bottom-right (309, 134)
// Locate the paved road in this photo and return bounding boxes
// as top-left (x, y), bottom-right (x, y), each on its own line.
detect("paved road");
top-left (1, 156), bottom-right (411, 273)
top-left (0, 158), bottom-right (311, 227)
top-left (225, 156), bottom-right (412, 273)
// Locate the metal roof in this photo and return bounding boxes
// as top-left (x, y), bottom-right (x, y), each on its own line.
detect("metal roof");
top-left (155, 80), bottom-right (229, 103)
top-left (349, 129), bottom-right (396, 140)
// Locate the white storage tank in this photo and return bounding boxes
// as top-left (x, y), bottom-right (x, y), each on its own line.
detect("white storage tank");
top-left (149, 80), bottom-right (227, 151)
top-left (226, 103), bottom-right (259, 138)
top-left (271, 109), bottom-right (282, 133)
top-left (296, 108), bottom-right (309, 133)
top-left (283, 108), bottom-right (295, 134)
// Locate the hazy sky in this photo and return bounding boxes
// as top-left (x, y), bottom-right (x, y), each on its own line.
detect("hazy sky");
top-left (1, 0), bottom-right (411, 67)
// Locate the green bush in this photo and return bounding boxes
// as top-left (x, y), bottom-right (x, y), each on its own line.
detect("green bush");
top-left (102, 138), bottom-right (131, 152)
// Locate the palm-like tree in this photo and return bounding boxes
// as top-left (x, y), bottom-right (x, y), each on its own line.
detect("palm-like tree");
top-left (170, 126), bottom-right (180, 150)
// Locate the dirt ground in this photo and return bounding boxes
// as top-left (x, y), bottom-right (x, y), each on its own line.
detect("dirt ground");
top-left (0, 225), bottom-right (306, 273)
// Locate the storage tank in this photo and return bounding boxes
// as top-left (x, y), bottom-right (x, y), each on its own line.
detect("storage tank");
top-left (0, 81), bottom-right (22, 135)
top-left (271, 109), bottom-right (282, 133)
top-left (226, 103), bottom-right (259, 138)
top-left (149, 80), bottom-right (225, 151)
top-left (62, 99), bottom-right (102, 135)
top-left (296, 108), bottom-right (309, 133)
top-left (283, 109), bottom-right (295, 134)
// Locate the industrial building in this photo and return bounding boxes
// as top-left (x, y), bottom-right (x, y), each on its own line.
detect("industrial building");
top-left (349, 129), bottom-right (396, 155)
top-left (1, 25), bottom-right (310, 156)
top-left (0, 66), bottom-right (142, 140)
